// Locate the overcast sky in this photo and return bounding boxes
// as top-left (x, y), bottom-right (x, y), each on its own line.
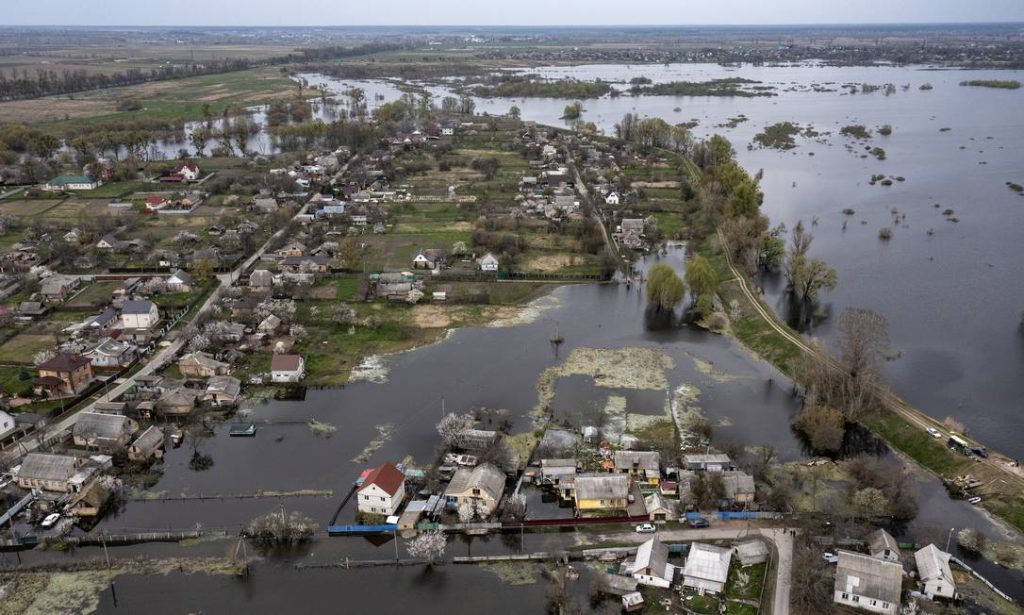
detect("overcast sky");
top-left (4, 0), bottom-right (1024, 27)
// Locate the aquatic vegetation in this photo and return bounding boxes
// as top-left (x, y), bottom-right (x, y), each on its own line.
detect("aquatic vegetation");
top-left (549, 347), bottom-right (675, 391)
top-left (348, 354), bottom-right (389, 383)
top-left (840, 124), bottom-right (871, 139)
top-left (959, 79), bottom-right (1021, 90)
top-left (479, 561), bottom-right (539, 585)
top-left (308, 419), bottom-right (338, 437)
top-left (352, 424), bottom-right (395, 463)
top-left (752, 121), bottom-right (802, 150)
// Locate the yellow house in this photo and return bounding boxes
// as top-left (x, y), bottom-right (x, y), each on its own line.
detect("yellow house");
top-left (574, 474), bottom-right (630, 511)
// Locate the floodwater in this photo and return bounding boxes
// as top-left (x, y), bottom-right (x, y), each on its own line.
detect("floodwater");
top-left (432, 62), bottom-right (1024, 460)
top-left (82, 245), bottom-right (1024, 605)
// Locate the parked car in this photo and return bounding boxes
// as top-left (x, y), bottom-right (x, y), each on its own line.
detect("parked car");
top-left (926, 427), bottom-right (942, 438)
top-left (971, 447), bottom-right (988, 458)
top-left (968, 496), bottom-right (983, 505)
top-left (822, 552), bottom-right (839, 564)
top-left (688, 518), bottom-right (710, 529)
top-left (635, 523), bottom-right (657, 534)
top-left (40, 513), bottom-right (61, 528)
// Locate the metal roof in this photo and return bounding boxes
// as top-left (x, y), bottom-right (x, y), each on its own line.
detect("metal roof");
top-left (574, 473), bottom-right (629, 501)
top-left (834, 550), bottom-right (903, 605)
top-left (683, 542), bottom-right (732, 585)
top-left (914, 544), bottom-right (954, 588)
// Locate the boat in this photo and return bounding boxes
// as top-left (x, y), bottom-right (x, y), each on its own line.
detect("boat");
top-left (169, 428), bottom-right (184, 447)
top-left (228, 423), bottom-right (257, 437)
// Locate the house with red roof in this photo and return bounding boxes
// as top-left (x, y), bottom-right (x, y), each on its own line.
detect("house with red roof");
top-left (145, 195), bottom-right (168, 211)
top-left (174, 160), bottom-right (201, 181)
top-left (357, 462), bottom-right (406, 516)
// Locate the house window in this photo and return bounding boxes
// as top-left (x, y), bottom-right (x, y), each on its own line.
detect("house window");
top-left (841, 593), bottom-right (848, 600)
top-left (852, 596), bottom-right (859, 603)
top-left (472, 488), bottom-right (480, 495)
top-left (936, 585), bottom-right (941, 593)
top-left (870, 600), bottom-right (876, 606)
top-left (882, 603), bottom-right (889, 609)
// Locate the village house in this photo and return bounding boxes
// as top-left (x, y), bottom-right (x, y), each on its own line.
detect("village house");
top-left (412, 249), bottom-right (447, 270)
top-left (477, 252), bottom-right (500, 272)
top-left (733, 539), bottom-right (770, 567)
top-left (35, 353), bottom-right (94, 396)
top-left (719, 470), bottom-right (756, 506)
top-left (40, 275), bottom-right (80, 303)
top-left (574, 473), bottom-right (630, 512)
top-left (357, 462), bottom-right (406, 516)
top-left (85, 337), bottom-right (137, 368)
top-left (18, 301), bottom-right (46, 319)
top-left (644, 490), bottom-right (677, 522)
top-left (63, 228), bottom-right (85, 244)
top-left (915, 544), bottom-right (956, 600)
top-left (276, 241), bottom-right (307, 258)
top-left (43, 175), bottom-right (99, 191)
top-left (166, 270), bottom-right (194, 293)
top-left (867, 529), bottom-right (901, 563)
top-left (258, 313), bottom-right (282, 334)
top-left (613, 451), bottom-right (661, 485)
top-left (80, 309), bottom-right (118, 334)
top-left (178, 351), bottom-right (229, 378)
top-left (270, 354), bottom-right (305, 383)
top-left (128, 425), bottom-right (165, 461)
top-left (95, 233), bottom-right (126, 251)
top-left (683, 453), bottom-right (733, 472)
top-left (605, 191), bottom-right (620, 205)
top-left (120, 300), bottom-right (160, 331)
top-left (539, 459), bottom-right (577, 485)
top-left (682, 542), bottom-right (733, 595)
top-left (204, 375), bottom-right (242, 407)
top-left (833, 550), bottom-right (902, 615)
top-left (68, 481), bottom-right (112, 518)
top-left (17, 452), bottom-right (85, 492)
top-left (157, 386), bottom-right (198, 417)
top-left (72, 412), bottom-right (139, 450)
top-left (279, 255), bottom-right (330, 274)
top-left (249, 269), bottom-right (274, 288)
top-left (626, 537), bottom-right (676, 588)
top-left (0, 410), bottom-right (16, 441)
top-left (444, 462), bottom-right (506, 518)
top-left (145, 195), bottom-right (168, 211)
top-left (173, 160), bottom-right (201, 182)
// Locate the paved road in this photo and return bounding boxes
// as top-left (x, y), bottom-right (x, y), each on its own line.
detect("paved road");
top-left (589, 525), bottom-right (793, 615)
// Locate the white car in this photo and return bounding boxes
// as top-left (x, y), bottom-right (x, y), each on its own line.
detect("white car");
top-left (822, 552), bottom-right (839, 564)
top-left (926, 427), bottom-right (942, 438)
top-left (635, 523), bottom-right (657, 534)
top-left (968, 496), bottom-right (983, 505)
top-left (40, 513), bottom-right (61, 528)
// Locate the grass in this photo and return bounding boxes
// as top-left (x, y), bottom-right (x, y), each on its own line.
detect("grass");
top-left (69, 181), bottom-right (148, 199)
top-left (725, 562), bottom-right (766, 602)
top-left (861, 412), bottom-right (970, 476)
top-left (65, 282), bottom-right (118, 308)
top-left (0, 333), bottom-right (60, 364)
top-left (336, 277), bottom-right (361, 301)
top-left (0, 365), bottom-right (34, 396)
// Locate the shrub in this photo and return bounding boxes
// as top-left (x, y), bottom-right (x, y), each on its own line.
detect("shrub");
top-left (878, 227), bottom-right (893, 240)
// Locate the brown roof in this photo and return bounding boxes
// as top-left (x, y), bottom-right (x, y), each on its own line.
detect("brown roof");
top-left (358, 462), bottom-right (404, 497)
top-left (37, 353), bottom-right (91, 373)
top-left (270, 354), bottom-right (303, 372)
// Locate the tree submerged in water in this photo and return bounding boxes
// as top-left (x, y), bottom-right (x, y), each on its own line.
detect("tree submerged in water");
top-left (244, 509), bottom-right (315, 547)
top-left (406, 529), bottom-right (447, 565)
top-left (645, 263), bottom-right (685, 311)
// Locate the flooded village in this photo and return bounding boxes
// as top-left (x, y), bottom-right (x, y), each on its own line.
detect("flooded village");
top-left (0, 21), bottom-right (1022, 615)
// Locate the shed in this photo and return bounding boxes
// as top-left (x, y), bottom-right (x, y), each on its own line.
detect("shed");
top-left (733, 539), bottom-right (770, 566)
top-left (128, 425), bottom-right (165, 461)
top-left (682, 542), bottom-right (732, 594)
top-left (867, 529), bottom-right (901, 563)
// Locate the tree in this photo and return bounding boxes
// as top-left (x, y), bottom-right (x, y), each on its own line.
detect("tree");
top-left (851, 487), bottom-right (888, 518)
top-left (406, 529), bottom-right (447, 564)
top-left (685, 255), bottom-right (719, 317)
top-left (645, 263), bottom-right (685, 311)
top-left (189, 127), bottom-right (210, 157)
top-left (787, 254), bottom-right (837, 304)
top-left (725, 178), bottom-right (760, 219)
top-left (339, 237), bottom-right (362, 270)
top-left (837, 308), bottom-right (888, 386)
top-left (508, 105), bottom-right (521, 120)
top-left (562, 101), bottom-right (583, 120)
top-left (245, 509), bottom-right (315, 546)
top-left (331, 303), bottom-right (356, 326)
top-left (187, 333), bottom-right (211, 353)
top-left (192, 259), bottom-right (214, 285)
top-left (793, 402), bottom-right (845, 453)
top-left (437, 412), bottom-right (473, 448)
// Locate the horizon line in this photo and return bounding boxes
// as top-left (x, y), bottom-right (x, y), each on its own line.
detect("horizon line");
top-left (2, 21), bottom-right (1024, 28)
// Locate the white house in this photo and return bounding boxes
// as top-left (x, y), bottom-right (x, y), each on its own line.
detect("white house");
top-left (915, 544), bottom-right (955, 600)
top-left (605, 191), bottom-right (620, 205)
top-left (833, 550), bottom-right (902, 615)
top-left (627, 537), bottom-right (676, 588)
top-left (120, 300), bottom-right (160, 330)
top-left (166, 270), bottom-right (194, 293)
top-left (174, 160), bottom-right (201, 181)
top-left (682, 542), bottom-right (732, 594)
top-left (0, 410), bottom-right (16, 441)
top-left (867, 529), bottom-right (901, 563)
top-left (477, 252), bottom-right (499, 272)
top-left (270, 354), bottom-right (305, 383)
top-left (357, 462), bottom-right (406, 516)
top-left (43, 175), bottom-right (99, 191)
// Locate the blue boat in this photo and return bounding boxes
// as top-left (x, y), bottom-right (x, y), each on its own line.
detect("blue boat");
top-left (228, 423), bottom-right (257, 437)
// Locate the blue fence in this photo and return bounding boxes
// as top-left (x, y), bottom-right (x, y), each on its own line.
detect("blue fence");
top-left (717, 511), bottom-right (782, 521)
top-left (327, 524), bottom-right (397, 535)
